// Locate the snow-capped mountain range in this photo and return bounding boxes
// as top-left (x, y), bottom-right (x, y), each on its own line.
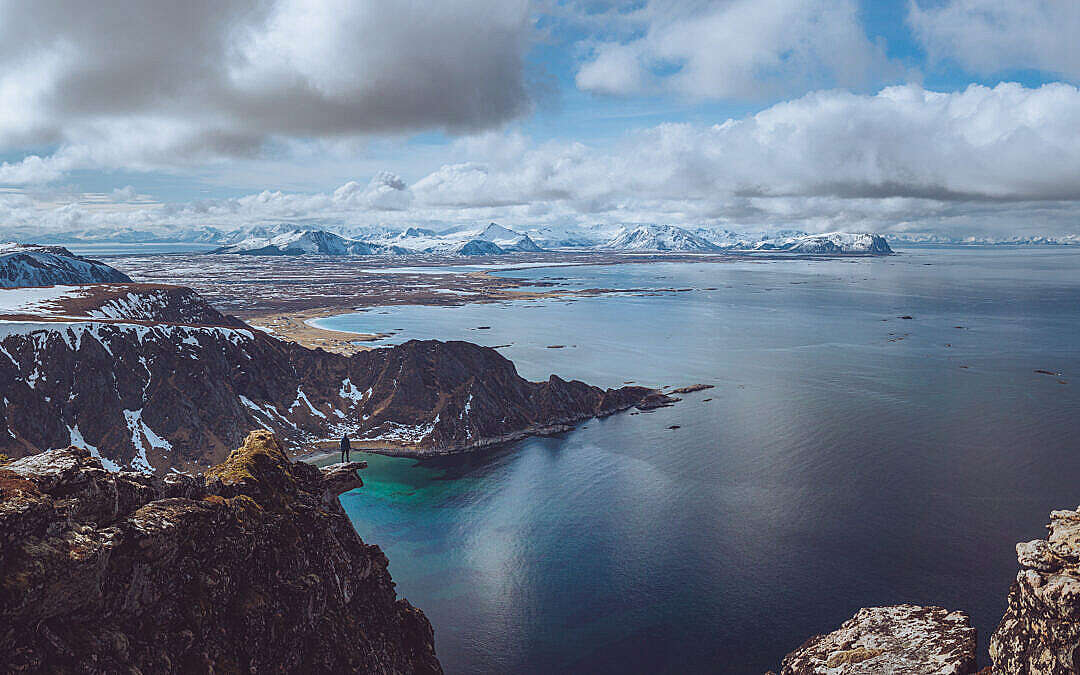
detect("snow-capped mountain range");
top-left (11, 220), bottom-right (1080, 252)
top-left (377, 222), bottom-right (544, 255)
top-left (207, 223), bottom-right (894, 256)
top-left (211, 229), bottom-right (410, 256)
top-left (213, 222), bottom-right (547, 256)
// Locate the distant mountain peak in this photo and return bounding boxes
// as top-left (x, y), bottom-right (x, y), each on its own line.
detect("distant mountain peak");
top-left (602, 225), bottom-right (721, 252)
top-left (0, 243), bottom-right (132, 287)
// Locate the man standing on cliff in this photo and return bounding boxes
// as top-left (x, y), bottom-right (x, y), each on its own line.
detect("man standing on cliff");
top-left (340, 433), bottom-right (351, 464)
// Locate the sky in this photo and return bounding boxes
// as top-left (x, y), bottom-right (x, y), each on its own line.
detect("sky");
top-left (1, 0), bottom-right (1079, 240)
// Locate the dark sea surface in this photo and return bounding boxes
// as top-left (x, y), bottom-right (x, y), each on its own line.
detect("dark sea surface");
top-left (318, 247), bottom-right (1080, 673)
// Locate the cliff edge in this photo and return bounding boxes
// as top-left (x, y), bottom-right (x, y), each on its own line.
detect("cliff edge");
top-left (0, 430), bottom-right (442, 673)
top-left (990, 505), bottom-right (1080, 673)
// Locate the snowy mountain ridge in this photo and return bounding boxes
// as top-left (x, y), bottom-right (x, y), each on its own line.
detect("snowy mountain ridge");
top-left (213, 224), bottom-right (546, 256)
top-left (210, 229), bottom-right (410, 256)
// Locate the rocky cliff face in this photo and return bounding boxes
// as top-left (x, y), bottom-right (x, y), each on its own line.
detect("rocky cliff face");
top-left (989, 505), bottom-right (1080, 673)
top-left (0, 430), bottom-right (441, 673)
top-left (776, 605), bottom-right (977, 674)
top-left (0, 283), bottom-right (667, 472)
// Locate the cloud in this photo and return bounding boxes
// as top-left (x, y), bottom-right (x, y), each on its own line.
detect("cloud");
top-left (333, 172), bottom-right (414, 211)
top-left (416, 83), bottom-right (1080, 208)
top-left (0, 0), bottom-right (533, 174)
top-left (908, 0), bottom-right (1080, 80)
top-left (4, 83), bottom-right (1080, 238)
top-left (0, 155), bottom-right (69, 185)
top-left (575, 0), bottom-right (904, 100)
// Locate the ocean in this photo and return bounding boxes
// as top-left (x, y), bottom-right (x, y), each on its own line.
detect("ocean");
top-left (316, 247), bottom-right (1080, 673)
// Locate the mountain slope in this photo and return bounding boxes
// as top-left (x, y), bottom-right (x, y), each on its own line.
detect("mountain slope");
top-left (475, 223), bottom-right (544, 251)
top-left (0, 243), bottom-right (132, 287)
top-left (0, 431), bottom-right (442, 673)
top-left (0, 284), bottom-right (669, 472)
top-left (456, 239), bottom-right (505, 256)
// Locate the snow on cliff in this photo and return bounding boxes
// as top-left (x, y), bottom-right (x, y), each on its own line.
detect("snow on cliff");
top-left (0, 243), bottom-right (132, 287)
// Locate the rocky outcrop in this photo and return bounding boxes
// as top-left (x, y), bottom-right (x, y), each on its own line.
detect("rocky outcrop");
top-left (989, 505), bottom-right (1080, 673)
top-left (0, 283), bottom-right (670, 472)
top-left (777, 605), bottom-right (978, 674)
top-left (0, 430), bottom-right (441, 674)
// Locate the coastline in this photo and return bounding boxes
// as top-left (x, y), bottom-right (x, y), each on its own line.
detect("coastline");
top-left (248, 307), bottom-right (387, 355)
top-left (294, 393), bottom-right (674, 464)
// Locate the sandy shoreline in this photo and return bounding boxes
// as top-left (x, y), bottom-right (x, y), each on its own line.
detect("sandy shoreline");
top-left (248, 308), bottom-right (387, 355)
top-left (244, 269), bottom-right (645, 355)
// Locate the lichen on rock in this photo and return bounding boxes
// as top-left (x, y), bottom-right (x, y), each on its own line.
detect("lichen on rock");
top-left (777, 604), bottom-right (978, 674)
top-left (0, 431), bottom-right (441, 674)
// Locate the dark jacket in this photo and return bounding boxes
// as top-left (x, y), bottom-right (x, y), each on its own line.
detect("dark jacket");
top-left (340, 435), bottom-right (351, 452)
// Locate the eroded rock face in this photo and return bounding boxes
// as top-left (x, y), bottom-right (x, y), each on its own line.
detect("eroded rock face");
top-left (990, 506), bottom-right (1080, 674)
top-left (0, 431), bottom-right (442, 674)
top-left (778, 605), bottom-right (977, 674)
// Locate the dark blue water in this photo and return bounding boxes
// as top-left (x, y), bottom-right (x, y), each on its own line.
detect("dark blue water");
top-left (321, 248), bottom-right (1080, 673)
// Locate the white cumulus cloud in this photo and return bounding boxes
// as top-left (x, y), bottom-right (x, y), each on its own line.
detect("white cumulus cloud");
top-left (575, 0), bottom-right (904, 100)
top-left (909, 0), bottom-right (1080, 80)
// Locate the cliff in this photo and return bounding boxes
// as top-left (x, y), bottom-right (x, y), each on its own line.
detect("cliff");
top-left (776, 505), bottom-right (1080, 673)
top-left (0, 430), bottom-right (442, 673)
top-left (990, 505), bottom-right (1080, 673)
top-left (0, 283), bottom-right (670, 472)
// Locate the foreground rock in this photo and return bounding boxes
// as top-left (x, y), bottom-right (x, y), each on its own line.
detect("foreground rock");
top-left (990, 505), bottom-right (1080, 673)
top-left (0, 430), bottom-right (441, 673)
top-left (778, 605), bottom-right (977, 674)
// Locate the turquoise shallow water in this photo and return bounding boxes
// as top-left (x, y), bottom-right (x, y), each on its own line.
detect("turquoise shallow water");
top-left (324, 248), bottom-right (1080, 673)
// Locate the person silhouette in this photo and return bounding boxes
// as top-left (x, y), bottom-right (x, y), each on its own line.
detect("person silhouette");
top-left (340, 433), bottom-right (351, 463)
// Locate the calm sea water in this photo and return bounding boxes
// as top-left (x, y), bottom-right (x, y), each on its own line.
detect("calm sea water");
top-left (319, 247), bottom-right (1080, 673)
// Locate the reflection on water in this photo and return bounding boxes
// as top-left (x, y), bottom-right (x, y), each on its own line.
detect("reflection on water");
top-left (329, 248), bottom-right (1080, 673)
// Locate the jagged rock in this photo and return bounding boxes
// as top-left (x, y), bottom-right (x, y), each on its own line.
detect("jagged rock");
top-left (0, 431), bottom-right (442, 674)
top-left (990, 505), bottom-right (1080, 674)
top-left (778, 605), bottom-right (977, 674)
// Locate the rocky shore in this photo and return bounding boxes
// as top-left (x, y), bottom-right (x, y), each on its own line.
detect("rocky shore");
top-left (0, 430), bottom-right (442, 673)
top-left (773, 505), bottom-right (1080, 673)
